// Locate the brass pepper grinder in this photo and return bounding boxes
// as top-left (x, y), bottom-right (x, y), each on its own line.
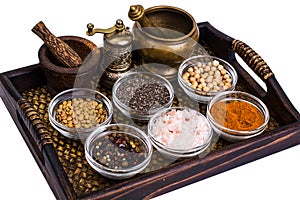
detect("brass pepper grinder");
top-left (86, 19), bottom-right (133, 88)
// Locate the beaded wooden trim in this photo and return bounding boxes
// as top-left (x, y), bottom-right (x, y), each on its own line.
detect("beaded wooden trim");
top-left (232, 40), bottom-right (273, 80)
top-left (17, 98), bottom-right (53, 150)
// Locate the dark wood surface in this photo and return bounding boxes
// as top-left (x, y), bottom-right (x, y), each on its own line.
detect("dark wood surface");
top-left (1, 22), bottom-right (299, 200)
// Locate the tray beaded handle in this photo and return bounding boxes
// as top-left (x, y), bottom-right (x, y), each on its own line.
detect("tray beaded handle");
top-left (0, 73), bottom-right (53, 151)
top-left (17, 97), bottom-right (74, 198)
top-left (230, 39), bottom-right (300, 123)
top-left (17, 98), bottom-right (53, 151)
top-left (232, 39), bottom-right (273, 80)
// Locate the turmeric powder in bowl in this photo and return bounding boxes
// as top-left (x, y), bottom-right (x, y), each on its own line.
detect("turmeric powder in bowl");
top-left (210, 100), bottom-right (264, 131)
top-left (206, 91), bottom-right (269, 142)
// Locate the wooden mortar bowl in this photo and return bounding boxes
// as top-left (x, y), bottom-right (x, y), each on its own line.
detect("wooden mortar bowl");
top-left (38, 36), bottom-right (101, 95)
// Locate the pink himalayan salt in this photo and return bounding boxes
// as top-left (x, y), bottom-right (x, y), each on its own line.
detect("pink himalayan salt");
top-left (151, 108), bottom-right (211, 151)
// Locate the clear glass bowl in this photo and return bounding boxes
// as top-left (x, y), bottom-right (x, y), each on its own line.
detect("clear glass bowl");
top-left (148, 107), bottom-right (213, 158)
top-left (112, 71), bottom-right (174, 121)
top-left (84, 124), bottom-right (153, 179)
top-left (48, 88), bottom-right (113, 141)
top-left (206, 91), bottom-right (269, 143)
top-left (178, 55), bottom-right (238, 103)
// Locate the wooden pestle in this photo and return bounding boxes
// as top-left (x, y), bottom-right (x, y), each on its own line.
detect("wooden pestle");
top-left (128, 5), bottom-right (168, 38)
top-left (32, 21), bottom-right (82, 68)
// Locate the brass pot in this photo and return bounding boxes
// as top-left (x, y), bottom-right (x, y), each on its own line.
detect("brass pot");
top-left (132, 5), bottom-right (199, 76)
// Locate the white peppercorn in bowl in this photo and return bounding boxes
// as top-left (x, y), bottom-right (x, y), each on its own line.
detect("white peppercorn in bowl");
top-left (48, 88), bottom-right (113, 141)
top-left (112, 71), bottom-right (174, 121)
top-left (148, 107), bottom-right (213, 158)
top-left (178, 55), bottom-right (238, 103)
top-left (84, 124), bottom-right (153, 179)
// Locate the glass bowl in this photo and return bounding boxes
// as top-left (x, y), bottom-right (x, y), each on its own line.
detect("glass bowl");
top-left (148, 107), bottom-right (213, 158)
top-left (178, 55), bottom-right (238, 103)
top-left (48, 88), bottom-right (113, 141)
top-left (112, 71), bottom-right (174, 121)
top-left (84, 124), bottom-right (153, 179)
top-left (206, 91), bottom-right (269, 143)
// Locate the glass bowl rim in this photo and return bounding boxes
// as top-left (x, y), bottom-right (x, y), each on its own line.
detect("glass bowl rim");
top-left (48, 88), bottom-right (113, 138)
top-left (112, 71), bottom-right (175, 118)
top-left (148, 106), bottom-right (213, 153)
top-left (84, 123), bottom-right (153, 174)
top-left (178, 55), bottom-right (238, 96)
top-left (206, 91), bottom-right (270, 136)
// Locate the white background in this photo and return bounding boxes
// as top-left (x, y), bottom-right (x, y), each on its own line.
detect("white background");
top-left (1, 0), bottom-right (300, 199)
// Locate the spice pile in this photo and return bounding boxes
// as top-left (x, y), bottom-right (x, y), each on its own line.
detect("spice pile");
top-left (182, 59), bottom-right (232, 93)
top-left (210, 100), bottom-right (264, 131)
top-left (129, 83), bottom-right (170, 112)
top-left (150, 108), bottom-right (211, 150)
top-left (116, 79), bottom-right (170, 114)
top-left (55, 98), bottom-right (107, 129)
top-left (91, 133), bottom-right (147, 169)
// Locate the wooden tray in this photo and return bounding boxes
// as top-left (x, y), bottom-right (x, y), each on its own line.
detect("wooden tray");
top-left (1, 22), bottom-right (300, 200)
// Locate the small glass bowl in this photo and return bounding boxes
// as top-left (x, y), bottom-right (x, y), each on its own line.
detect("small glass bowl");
top-left (178, 55), bottom-right (238, 103)
top-left (206, 91), bottom-right (269, 143)
top-left (148, 107), bottom-right (213, 158)
top-left (112, 71), bottom-right (174, 121)
top-left (48, 88), bottom-right (113, 141)
top-left (84, 124), bottom-right (153, 179)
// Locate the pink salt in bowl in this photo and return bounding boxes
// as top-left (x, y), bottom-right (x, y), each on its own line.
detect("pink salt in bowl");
top-left (147, 107), bottom-right (213, 158)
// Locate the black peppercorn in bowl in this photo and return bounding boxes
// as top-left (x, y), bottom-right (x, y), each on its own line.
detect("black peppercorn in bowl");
top-left (206, 91), bottom-right (269, 143)
top-left (84, 124), bottom-right (153, 179)
top-left (112, 71), bottom-right (174, 121)
top-left (178, 55), bottom-right (238, 103)
top-left (48, 88), bottom-right (113, 141)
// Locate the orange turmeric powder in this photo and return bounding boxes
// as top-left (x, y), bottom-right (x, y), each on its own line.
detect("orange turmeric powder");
top-left (210, 100), bottom-right (264, 131)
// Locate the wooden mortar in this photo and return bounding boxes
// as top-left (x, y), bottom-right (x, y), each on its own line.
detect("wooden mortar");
top-left (38, 36), bottom-right (101, 95)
